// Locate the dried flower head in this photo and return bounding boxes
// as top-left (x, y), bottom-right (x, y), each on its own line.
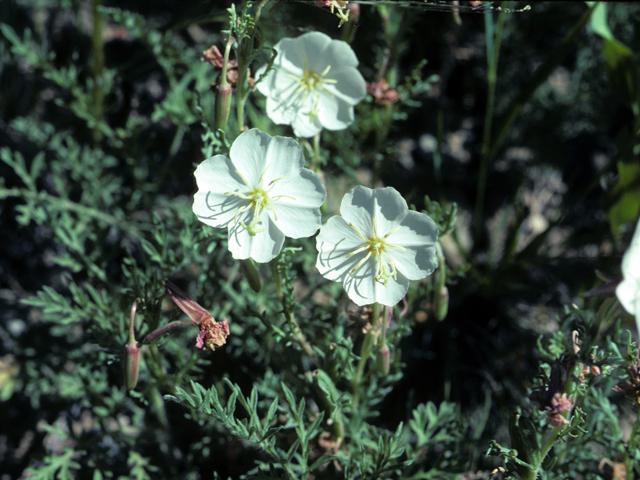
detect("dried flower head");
top-left (366, 79), bottom-right (400, 105)
top-left (202, 44), bottom-right (252, 88)
top-left (164, 280), bottom-right (230, 351)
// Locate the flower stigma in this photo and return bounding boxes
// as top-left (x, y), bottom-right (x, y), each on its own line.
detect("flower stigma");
top-left (225, 167), bottom-right (293, 236)
top-left (287, 59), bottom-right (337, 119)
top-left (345, 217), bottom-right (406, 286)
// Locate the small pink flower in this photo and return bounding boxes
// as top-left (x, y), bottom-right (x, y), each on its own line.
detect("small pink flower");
top-left (164, 280), bottom-right (230, 351)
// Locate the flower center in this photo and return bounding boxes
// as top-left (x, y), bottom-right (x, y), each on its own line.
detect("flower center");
top-left (287, 59), bottom-right (338, 121)
top-left (345, 218), bottom-right (406, 286)
top-left (225, 167), bottom-right (294, 236)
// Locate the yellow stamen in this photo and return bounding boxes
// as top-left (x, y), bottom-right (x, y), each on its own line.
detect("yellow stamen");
top-left (345, 217), bottom-right (407, 284)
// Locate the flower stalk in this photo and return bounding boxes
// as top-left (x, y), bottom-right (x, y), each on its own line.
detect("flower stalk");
top-left (270, 258), bottom-right (321, 369)
top-left (352, 302), bottom-right (380, 408)
top-left (215, 34), bottom-right (236, 131)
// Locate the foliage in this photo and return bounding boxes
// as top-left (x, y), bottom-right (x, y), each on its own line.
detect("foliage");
top-left (1, 1), bottom-right (640, 479)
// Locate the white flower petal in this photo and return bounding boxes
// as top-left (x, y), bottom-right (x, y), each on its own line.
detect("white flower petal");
top-left (265, 96), bottom-right (297, 126)
top-left (193, 190), bottom-right (246, 228)
top-left (322, 38), bottom-right (359, 68)
top-left (274, 36), bottom-right (309, 75)
top-left (298, 32), bottom-right (333, 71)
top-left (317, 93), bottom-right (355, 132)
top-left (617, 220), bottom-right (640, 336)
top-left (272, 169), bottom-right (326, 208)
top-left (291, 113), bottom-right (323, 138)
top-left (316, 216), bottom-right (366, 281)
top-left (340, 186), bottom-right (408, 238)
top-left (192, 156), bottom-right (248, 228)
top-left (273, 205), bottom-right (321, 239)
top-left (324, 67), bottom-right (366, 105)
top-left (229, 129), bottom-right (271, 185)
top-left (387, 211), bottom-right (439, 279)
top-left (621, 220), bottom-right (640, 281)
top-left (343, 259), bottom-right (411, 307)
top-left (617, 279), bottom-right (638, 317)
top-left (271, 171), bottom-right (326, 238)
top-left (228, 211), bottom-right (285, 263)
top-left (263, 136), bottom-right (305, 181)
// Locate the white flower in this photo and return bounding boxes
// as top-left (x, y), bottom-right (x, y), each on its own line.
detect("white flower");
top-left (255, 31), bottom-right (366, 138)
top-left (616, 219), bottom-right (640, 336)
top-left (316, 186), bottom-right (439, 306)
top-left (193, 129), bottom-right (326, 263)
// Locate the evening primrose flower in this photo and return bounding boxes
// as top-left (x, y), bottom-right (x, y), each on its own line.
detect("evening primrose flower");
top-left (255, 31), bottom-right (366, 138)
top-left (193, 128), bottom-right (326, 263)
top-left (316, 186), bottom-right (438, 306)
top-left (616, 219), bottom-right (640, 336)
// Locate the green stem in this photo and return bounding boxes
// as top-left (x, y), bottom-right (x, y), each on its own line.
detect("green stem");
top-left (287, 310), bottom-right (321, 369)
top-left (380, 306), bottom-right (389, 346)
top-left (143, 320), bottom-right (196, 344)
top-left (235, 0), bottom-right (270, 132)
top-left (312, 131), bottom-right (322, 172)
top-left (91, 0), bottom-right (104, 143)
top-left (352, 302), bottom-right (380, 408)
top-left (626, 417), bottom-right (640, 479)
top-left (269, 258), bottom-right (320, 368)
top-left (473, 4), bottom-right (505, 240)
top-left (0, 187), bottom-right (142, 237)
top-left (253, 0), bottom-right (270, 25)
top-left (220, 33), bottom-right (234, 89)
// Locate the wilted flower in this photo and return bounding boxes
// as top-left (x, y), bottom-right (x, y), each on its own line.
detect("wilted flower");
top-left (529, 360), bottom-right (575, 426)
top-left (193, 129), bottom-right (326, 263)
top-left (164, 280), bottom-right (229, 351)
top-left (202, 44), bottom-right (253, 88)
top-left (366, 78), bottom-right (400, 105)
top-left (255, 31), bottom-right (366, 138)
top-left (316, 186), bottom-right (439, 306)
top-left (616, 219), bottom-right (640, 337)
top-left (545, 393), bottom-right (575, 426)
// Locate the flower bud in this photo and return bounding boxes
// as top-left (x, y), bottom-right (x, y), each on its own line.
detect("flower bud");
top-left (375, 344), bottom-right (390, 375)
top-left (242, 259), bottom-right (262, 293)
top-left (124, 299), bottom-right (141, 390)
top-left (124, 341), bottom-right (141, 390)
top-left (215, 82), bottom-right (233, 131)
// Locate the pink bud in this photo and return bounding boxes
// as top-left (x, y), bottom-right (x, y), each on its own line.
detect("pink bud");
top-left (215, 83), bottom-right (233, 131)
top-left (124, 299), bottom-right (141, 390)
top-left (124, 342), bottom-right (141, 390)
top-left (375, 344), bottom-right (390, 375)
